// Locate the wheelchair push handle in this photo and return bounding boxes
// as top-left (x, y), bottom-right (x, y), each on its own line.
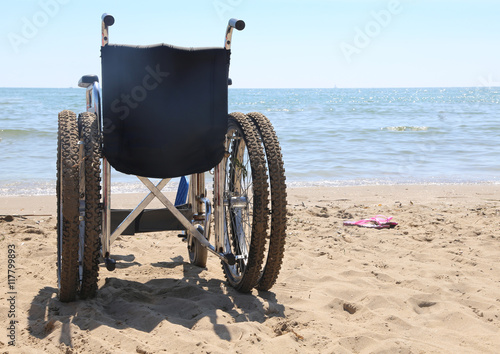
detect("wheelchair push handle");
top-left (225, 18), bottom-right (245, 50)
top-left (229, 18), bottom-right (245, 31)
top-left (101, 13), bottom-right (115, 46)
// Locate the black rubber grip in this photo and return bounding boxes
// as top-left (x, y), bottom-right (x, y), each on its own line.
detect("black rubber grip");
top-left (229, 18), bottom-right (245, 31)
top-left (102, 13), bottom-right (115, 26)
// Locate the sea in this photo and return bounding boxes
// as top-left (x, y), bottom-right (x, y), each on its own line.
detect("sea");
top-left (0, 87), bottom-right (499, 196)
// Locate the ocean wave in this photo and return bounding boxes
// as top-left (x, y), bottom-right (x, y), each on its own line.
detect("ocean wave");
top-left (285, 177), bottom-right (500, 188)
top-left (383, 126), bottom-right (429, 132)
top-left (0, 128), bottom-right (54, 139)
top-left (2, 177), bottom-right (498, 196)
top-left (265, 108), bottom-right (304, 112)
top-left (0, 179), bottom-right (180, 196)
top-left (0, 181), bottom-right (55, 196)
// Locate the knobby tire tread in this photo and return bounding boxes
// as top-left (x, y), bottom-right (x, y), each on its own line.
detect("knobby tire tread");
top-left (223, 112), bottom-right (269, 292)
top-left (246, 112), bottom-right (287, 291)
top-left (79, 112), bottom-right (102, 299)
top-left (57, 110), bottom-right (80, 302)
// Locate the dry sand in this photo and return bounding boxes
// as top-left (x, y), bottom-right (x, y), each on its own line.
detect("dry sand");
top-left (1, 184), bottom-right (499, 353)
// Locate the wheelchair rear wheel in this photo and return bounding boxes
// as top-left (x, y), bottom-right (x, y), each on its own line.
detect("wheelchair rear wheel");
top-left (221, 112), bottom-right (269, 292)
top-left (246, 112), bottom-right (287, 291)
top-left (78, 112), bottom-right (102, 299)
top-left (57, 110), bottom-right (80, 302)
top-left (57, 111), bottom-right (102, 302)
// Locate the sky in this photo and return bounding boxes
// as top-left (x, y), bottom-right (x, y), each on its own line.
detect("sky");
top-left (0, 0), bottom-right (499, 88)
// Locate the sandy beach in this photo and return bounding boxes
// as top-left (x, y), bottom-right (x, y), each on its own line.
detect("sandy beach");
top-left (1, 184), bottom-right (499, 353)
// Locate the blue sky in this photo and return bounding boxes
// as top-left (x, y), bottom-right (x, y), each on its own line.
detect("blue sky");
top-left (1, 0), bottom-right (499, 88)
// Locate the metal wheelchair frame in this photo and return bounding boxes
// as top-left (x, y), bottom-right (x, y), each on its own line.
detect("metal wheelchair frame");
top-left (78, 13), bottom-right (243, 269)
top-left (57, 13), bottom-right (286, 302)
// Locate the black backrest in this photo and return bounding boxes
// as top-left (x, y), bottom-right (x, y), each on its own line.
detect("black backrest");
top-left (101, 44), bottom-right (229, 178)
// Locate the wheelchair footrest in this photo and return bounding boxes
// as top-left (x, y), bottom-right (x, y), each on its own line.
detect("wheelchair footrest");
top-left (110, 206), bottom-right (194, 235)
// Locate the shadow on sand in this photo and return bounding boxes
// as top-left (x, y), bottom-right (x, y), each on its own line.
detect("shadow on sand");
top-left (28, 255), bottom-right (285, 347)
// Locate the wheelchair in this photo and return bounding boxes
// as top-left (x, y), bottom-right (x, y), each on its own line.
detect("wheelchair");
top-left (56, 14), bottom-right (287, 302)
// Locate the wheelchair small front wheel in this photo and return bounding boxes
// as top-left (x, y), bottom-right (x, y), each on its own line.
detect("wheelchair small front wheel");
top-left (188, 225), bottom-right (208, 268)
top-left (220, 112), bottom-right (269, 292)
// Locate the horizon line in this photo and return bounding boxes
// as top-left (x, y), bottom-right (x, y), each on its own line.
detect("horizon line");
top-left (1, 85), bottom-right (499, 90)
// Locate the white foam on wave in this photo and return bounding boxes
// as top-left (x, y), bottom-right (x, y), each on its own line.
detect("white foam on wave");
top-left (1, 176), bottom-right (498, 196)
top-left (383, 126), bottom-right (429, 132)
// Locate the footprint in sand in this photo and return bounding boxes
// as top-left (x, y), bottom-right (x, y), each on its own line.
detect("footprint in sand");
top-left (343, 302), bottom-right (358, 315)
top-left (307, 206), bottom-right (330, 218)
top-left (413, 300), bottom-right (438, 314)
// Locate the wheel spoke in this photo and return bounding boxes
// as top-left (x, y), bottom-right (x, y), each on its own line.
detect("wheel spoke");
top-left (219, 113), bottom-right (269, 292)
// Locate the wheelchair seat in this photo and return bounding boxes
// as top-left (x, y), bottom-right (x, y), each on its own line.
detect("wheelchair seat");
top-left (101, 44), bottom-right (229, 178)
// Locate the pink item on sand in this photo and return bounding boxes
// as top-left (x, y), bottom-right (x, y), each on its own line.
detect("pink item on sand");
top-left (343, 215), bottom-right (398, 229)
